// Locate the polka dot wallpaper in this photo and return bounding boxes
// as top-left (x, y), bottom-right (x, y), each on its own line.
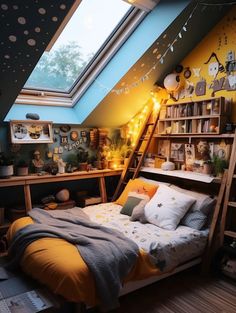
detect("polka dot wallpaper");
top-left (0, 0), bottom-right (75, 120)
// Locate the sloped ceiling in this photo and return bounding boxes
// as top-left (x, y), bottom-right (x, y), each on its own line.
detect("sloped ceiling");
top-left (0, 0), bottom-right (76, 123)
top-left (1, 0), bottom-right (232, 127)
top-left (83, 1), bottom-right (231, 127)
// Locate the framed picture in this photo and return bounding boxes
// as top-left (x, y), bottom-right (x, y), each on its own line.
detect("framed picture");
top-left (170, 143), bottom-right (185, 162)
top-left (10, 120), bottom-right (53, 144)
top-left (157, 140), bottom-right (170, 158)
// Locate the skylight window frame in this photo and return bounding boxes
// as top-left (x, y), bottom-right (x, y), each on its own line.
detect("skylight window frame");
top-left (16, 6), bottom-right (147, 107)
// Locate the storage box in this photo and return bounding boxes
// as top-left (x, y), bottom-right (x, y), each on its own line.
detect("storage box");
top-left (76, 196), bottom-right (102, 208)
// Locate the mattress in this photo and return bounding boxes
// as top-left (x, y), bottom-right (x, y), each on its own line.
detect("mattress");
top-left (7, 203), bottom-right (208, 307)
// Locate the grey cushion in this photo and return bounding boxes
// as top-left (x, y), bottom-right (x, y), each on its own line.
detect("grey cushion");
top-left (181, 210), bottom-right (207, 230)
top-left (170, 185), bottom-right (216, 216)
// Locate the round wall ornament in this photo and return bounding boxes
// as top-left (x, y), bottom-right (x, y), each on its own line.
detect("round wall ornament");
top-left (70, 131), bottom-right (79, 141)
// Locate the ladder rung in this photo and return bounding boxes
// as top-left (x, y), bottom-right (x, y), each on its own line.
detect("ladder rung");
top-left (228, 201), bottom-right (236, 207)
top-left (121, 181), bottom-right (128, 185)
top-left (139, 137), bottom-right (148, 141)
top-left (134, 151), bottom-right (143, 155)
top-left (224, 230), bottom-right (236, 239)
top-left (146, 122), bottom-right (154, 126)
top-left (128, 168), bottom-right (135, 172)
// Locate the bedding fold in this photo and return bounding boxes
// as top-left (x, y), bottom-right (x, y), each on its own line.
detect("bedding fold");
top-left (7, 208), bottom-right (139, 311)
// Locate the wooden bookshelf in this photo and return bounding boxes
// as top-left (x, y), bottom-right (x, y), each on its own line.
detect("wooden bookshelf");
top-left (158, 97), bottom-right (230, 136)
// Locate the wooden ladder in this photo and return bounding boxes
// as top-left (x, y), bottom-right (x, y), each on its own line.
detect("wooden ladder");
top-left (112, 104), bottom-right (160, 201)
top-left (220, 129), bottom-right (236, 246)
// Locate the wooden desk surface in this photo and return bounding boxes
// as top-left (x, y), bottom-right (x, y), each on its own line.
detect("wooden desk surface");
top-left (0, 169), bottom-right (123, 187)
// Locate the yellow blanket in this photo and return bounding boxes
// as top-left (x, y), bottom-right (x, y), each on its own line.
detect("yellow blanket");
top-left (7, 217), bottom-right (161, 306)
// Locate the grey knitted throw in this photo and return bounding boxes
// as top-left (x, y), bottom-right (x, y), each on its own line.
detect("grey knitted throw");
top-left (7, 208), bottom-right (139, 311)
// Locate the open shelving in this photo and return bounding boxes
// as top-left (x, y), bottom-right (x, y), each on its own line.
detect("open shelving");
top-left (158, 96), bottom-right (230, 136)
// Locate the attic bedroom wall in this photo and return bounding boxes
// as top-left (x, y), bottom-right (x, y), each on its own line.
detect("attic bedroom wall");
top-left (171, 5), bottom-right (236, 122)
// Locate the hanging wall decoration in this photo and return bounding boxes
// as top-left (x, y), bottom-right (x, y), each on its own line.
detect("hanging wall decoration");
top-left (60, 135), bottom-right (68, 146)
top-left (10, 120), bottom-right (53, 144)
top-left (70, 131), bottom-right (79, 141)
top-left (195, 79), bottom-right (206, 96)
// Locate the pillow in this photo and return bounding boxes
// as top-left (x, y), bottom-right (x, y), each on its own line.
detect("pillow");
top-left (144, 185), bottom-right (196, 230)
top-left (130, 197), bottom-right (150, 223)
top-left (181, 210), bottom-right (207, 230)
top-left (138, 176), bottom-right (171, 186)
top-left (115, 178), bottom-right (158, 206)
top-left (169, 185), bottom-right (216, 216)
top-left (120, 191), bottom-right (149, 216)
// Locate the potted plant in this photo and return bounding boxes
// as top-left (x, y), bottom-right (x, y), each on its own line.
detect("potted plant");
top-left (16, 159), bottom-right (29, 176)
top-left (77, 147), bottom-right (89, 171)
top-left (203, 159), bottom-right (213, 175)
top-left (0, 152), bottom-right (14, 178)
top-left (212, 155), bottom-right (228, 177)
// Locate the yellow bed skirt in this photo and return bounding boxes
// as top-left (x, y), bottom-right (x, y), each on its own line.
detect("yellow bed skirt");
top-left (7, 217), bottom-right (161, 307)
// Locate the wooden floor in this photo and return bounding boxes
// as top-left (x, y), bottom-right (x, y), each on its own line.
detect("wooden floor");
top-left (106, 267), bottom-right (236, 313)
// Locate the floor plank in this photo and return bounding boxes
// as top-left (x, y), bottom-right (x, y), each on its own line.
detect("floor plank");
top-left (109, 267), bottom-right (236, 313)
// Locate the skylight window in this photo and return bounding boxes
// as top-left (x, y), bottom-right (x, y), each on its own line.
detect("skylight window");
top-left (24, 0), bottom-right (131, 93)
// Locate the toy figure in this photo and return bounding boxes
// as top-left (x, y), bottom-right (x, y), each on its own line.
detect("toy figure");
top-left (32, 150), bottom-right (44, 173)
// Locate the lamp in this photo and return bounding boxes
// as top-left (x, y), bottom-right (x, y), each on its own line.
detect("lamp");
top-left (122, 0), bottom-right (160, 12)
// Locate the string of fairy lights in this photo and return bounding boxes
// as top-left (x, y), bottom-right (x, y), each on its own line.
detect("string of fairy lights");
top-left (94, 1), bottom-right (236, 95)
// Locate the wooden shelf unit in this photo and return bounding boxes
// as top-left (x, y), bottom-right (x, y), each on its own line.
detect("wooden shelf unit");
top-left (0, 169), bottom-right (122, 212)
top-left (158, 97), bottom-right (230, 136)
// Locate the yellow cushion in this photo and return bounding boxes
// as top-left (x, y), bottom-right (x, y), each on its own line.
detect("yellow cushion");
top-left (115, 178), bottom-right (158, 206)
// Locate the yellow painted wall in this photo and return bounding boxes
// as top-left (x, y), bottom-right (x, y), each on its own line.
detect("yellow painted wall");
top-left (172, 7), bottom-right (236, 122)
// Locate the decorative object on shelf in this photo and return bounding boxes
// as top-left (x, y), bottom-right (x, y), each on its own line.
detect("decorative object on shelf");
top-left (161, 158), bottom-right (175, 171)
top-left (197, 141), bottom-right (211, 162)
top-left (170, 143), bottom-right (185, 162)
top-left (185, 144), bottom-right (195, 171)
top-left (57, 158), bottom-right (66, 174)
top-left (10, 120), bottom-right (53, 144)
top-left (77, 147), bottom-right (89, 171)
top-left (25, 113), bottom-right (40, 120)
top-left (32, 150), bottom-right (44, 173)
top-left (15, 160), bottom-right (29, 176)
top-left (0, 152), bottom-right (14, 178)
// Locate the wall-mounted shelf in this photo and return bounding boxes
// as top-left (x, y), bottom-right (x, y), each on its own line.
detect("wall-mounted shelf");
top-left (158, 97), bottom-right (230, 136)
top-left (140, 167), bottom-right (220, 183)
top-left (154, 133), bottom-right (235, 139)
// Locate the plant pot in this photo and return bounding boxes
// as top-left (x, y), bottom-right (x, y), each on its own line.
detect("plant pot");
top-left (79, 162), bottom-right (88, 171)
top-left (0, 165), bottom-right (14, 178)
top-left (101, 160), bottom-right (108, 169)
top-left (108, 158), bottom-right (121, 169)
top-left (16, 166), bottom-right (29, 176)
top-left (203, 163), bottom-right (213, 175)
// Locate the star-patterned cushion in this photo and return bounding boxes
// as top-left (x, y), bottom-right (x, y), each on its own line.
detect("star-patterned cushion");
top-left (144, 185), bottom-right (196, 230)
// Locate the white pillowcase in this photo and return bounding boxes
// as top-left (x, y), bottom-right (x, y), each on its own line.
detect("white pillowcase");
top-left (144, 185), bottom-right (196, 230)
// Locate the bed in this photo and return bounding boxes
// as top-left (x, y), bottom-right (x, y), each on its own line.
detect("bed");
top-left (6, 178), bottom-right (216, 311)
